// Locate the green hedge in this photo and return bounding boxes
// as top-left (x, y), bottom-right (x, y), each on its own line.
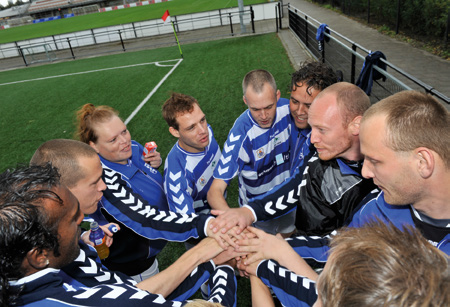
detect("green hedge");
top-left (313, 0), bottom-right (449, 37)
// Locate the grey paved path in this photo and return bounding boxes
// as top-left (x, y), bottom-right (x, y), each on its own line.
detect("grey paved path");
top-left (279, 0), bottom-right (450, 99)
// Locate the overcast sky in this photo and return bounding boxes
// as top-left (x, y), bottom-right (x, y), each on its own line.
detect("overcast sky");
top-left (1, 0), bottom-right (29, 8)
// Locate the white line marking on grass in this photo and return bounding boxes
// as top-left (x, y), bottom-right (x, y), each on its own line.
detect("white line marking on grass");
top-left (0, 59), bottom-right (181, 87)
top-left (124, 58), bottom-right (183, 125)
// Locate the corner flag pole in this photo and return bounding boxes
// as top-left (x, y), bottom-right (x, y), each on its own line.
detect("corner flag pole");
top-left (171, 20), bottom-right (183, 58)
top-left (162, 10), bottom-right (183, 58)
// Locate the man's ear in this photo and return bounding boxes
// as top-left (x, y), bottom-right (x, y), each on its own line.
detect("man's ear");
top-left (415, 148), bottom-right (434, 179)
top-left (89, 141), bottom-right (100, 153)
top-left (243, 95), bottom-right (248, 106)
top-left (349, 116), bottom-right (362, 135)
top-left (169, 126), bottom-right (180, 138)
top-left (25, 248), bottom-right (50, 272)
top-left (276, 89), bottom-right (281, 101)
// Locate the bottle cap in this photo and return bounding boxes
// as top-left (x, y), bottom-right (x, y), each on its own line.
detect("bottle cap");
top-left (108, 224), bottom-right (119, 233)
top-left (90, 221), bottom-right (99, 230)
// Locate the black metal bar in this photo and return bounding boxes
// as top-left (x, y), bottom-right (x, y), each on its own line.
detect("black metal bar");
top-left (174, 16), bottom-right (179, 32)
top-left (251, 6), bottom-right (255, 33)
top-left (132, 22), bottom-right (137, 39)
top-left (67, 38), bottom-right (75, 59)
top-left (219, 9), bottom-right (223, 26)
top-left (321, 39), bottom-right (325, 63)
top-left (396, 0), bottom-right (401, 34)
top-left (276, 5), bottom-right (279, 33)
top-left (278, 1), bottom-right (282, 29)
top-left (351, 44), bottom-right (357, 84)
top-left (367, 0), bottom-right (370, 24)
top-left (229, 13), bottom-right (234, 36)
top-left (118, 30), bottom-right (125, 51)
top-left (52, 35), bottom-right (59, 50)
top-left (305, 15), bottom-right (309, 48)
top-left (91, 29), bottom-right (97, 44)
top-left (18, 46), bottom-right (28, 66)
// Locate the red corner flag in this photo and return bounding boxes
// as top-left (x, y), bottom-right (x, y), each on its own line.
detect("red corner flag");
top-left (161, 10), bottom-right (171, 24)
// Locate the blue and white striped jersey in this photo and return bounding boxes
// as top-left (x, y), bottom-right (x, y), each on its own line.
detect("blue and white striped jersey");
top-left (213, 98), bottom-right (292, 206)
top-left (164, 125), bottom-right (221, 215)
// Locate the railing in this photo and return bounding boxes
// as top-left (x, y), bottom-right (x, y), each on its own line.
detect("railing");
top-left (286, 4), bottom-right (449, 105)
top-left (0, 2), bottom-right (281, 70)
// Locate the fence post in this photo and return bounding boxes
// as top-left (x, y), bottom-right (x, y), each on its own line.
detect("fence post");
top-left (219, 9), bottom-right (223, 26)
top-left (305, 15), bottom-right (309, 48)
top-left (132, 22), bottom-right (138, 38)
top-left (229, 13), bottom-right (234, 36)
top-left (276, 5), bottom-right (279, 33)
top-left (118, 30), bottom-right (126, 51)
top-left (351, 44), bottom-right (357, 84)
top-left (395, 0), bottom-right (401, 34)
top-left (91, 29), bottom-right (97, 44)
top-left (67, 38), bottom-right (75, 59)
top-left (321, 40), bottom-right (325, 63)
top-left (278, 1), bottom-right (282, 29)
top-left (175, 16), bottom-right (180, 32)
top-left (52, 35), bottom-right (59, 50)
top-left (251, 6), bottom-right (255, 33)
top-left (18, 46), bottom-right (28, 66)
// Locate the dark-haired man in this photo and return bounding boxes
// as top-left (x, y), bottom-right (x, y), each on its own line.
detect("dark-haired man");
top-left (0, 164), bottom-right (238, 306)
top-left (162, 93), bottom-right (221, 217)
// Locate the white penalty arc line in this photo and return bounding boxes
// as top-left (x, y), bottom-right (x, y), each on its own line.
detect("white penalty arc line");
top-left (124, 57), bottom-right (183, 125)
top-left (0, 58), bottom-right (182, 86)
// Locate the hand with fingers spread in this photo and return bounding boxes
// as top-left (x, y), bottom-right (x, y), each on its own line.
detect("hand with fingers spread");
top-left (210, 207), bottom-right (255, 235)
top-left (236, 226), bottom-right (317, 280)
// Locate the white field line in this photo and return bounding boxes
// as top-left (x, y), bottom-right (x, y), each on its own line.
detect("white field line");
top-left (0, 58), bottom-right (181, 87)
top-left (124, 58), bottom-right (183, 125)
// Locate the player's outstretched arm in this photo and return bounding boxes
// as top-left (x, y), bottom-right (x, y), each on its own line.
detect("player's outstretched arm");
top-left (251, 275), bottom-right (275, 307)
top-left (207, 179), bottom-right (231, 211)
top-left (136, 237), bottom-right (223, 297)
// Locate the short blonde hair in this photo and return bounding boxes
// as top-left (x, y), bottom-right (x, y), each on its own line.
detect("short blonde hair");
top-left (184, 299), bottom-right (224, 307)
top-left (362, 90), bottom-right (449, 168)
top-left (317, 222), bottom-right (449, 307)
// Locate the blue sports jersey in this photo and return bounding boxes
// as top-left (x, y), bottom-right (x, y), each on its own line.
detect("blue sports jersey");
top-left (213, 98), bottom-right (292, 206)
top-left (289, 125), bottom-right (315, 175)
top-left (100, 140), bottom-right (168, 212)
top-left (257, 259), bottom-right (318, 307)
top-left (11, 242), bottom-right (237, 307)
top-left (287, 191), bottom-right (450, 269)
top-left (164, 125), bottom-right (221, 215)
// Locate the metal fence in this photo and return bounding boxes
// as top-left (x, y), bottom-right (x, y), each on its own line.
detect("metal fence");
top-left (286, 4), bottom-right (449, 105)
top-left (0, 2), bottom-right (281, 70)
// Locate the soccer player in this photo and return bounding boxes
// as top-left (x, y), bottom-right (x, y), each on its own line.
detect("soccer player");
top-left (162, 93), bottom-right (221, 217)
top-left (209, 61), bottom-right (338, 234)
top-left (0, 164), bottom-right (238, 307)
top-left (212, 82), bottom-right (375, 237)
top-left (207, 69), bottom-right (295, 236)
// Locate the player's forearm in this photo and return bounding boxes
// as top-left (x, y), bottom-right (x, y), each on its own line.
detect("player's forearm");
top-left (136, 244), bottom-right (207, 297)
top-left (207, 190), bottom-right (230, 211)
top-left (251, 275), bottom-right (275, 307)
top-left (276, 247), bottom-right (318, 281)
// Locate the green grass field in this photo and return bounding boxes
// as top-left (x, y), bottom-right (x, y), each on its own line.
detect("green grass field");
top-left (0, 33), bottom-right (294, 305)
top-left (0, 0), bottom-right (266, 43)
